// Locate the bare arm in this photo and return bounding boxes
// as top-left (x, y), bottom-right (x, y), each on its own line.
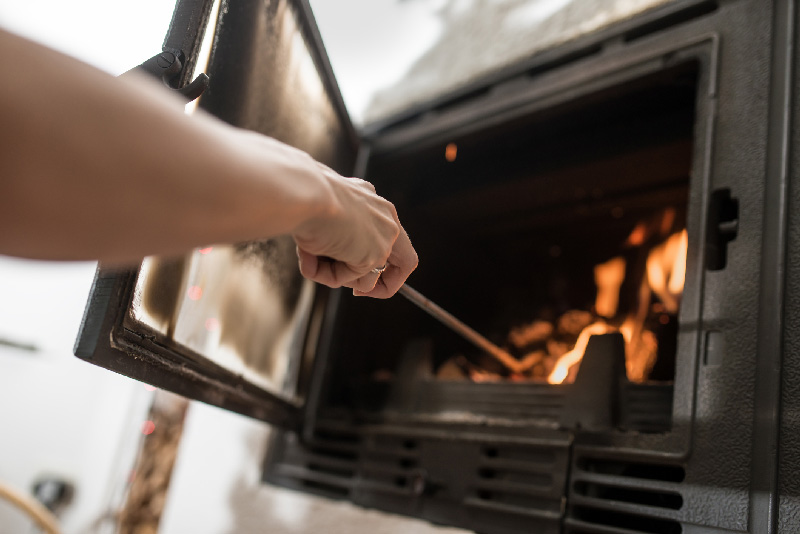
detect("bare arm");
top-left (0, 29), bottom-right (416, 297)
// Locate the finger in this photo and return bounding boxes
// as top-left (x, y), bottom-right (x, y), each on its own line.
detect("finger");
top-left (296, 247), bottom-right (319, 278)
top-left (344, 270), bottom-right (382, 294)
top-left (297, 247), bottom-right (363, 288)
top-left (355, 228), bottom-right (418, 299)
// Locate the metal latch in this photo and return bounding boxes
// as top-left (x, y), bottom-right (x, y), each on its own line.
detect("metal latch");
top-left (706, 188), bottom-right (739, 271)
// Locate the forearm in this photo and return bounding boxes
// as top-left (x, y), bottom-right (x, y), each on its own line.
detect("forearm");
top-left (0, 29), bottom-right (330, 264)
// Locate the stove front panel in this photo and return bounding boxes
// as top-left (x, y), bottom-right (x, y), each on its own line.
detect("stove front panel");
top-left (265, 1), bottom-right (797, 533)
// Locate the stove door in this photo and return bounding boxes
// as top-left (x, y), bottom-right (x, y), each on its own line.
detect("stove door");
top-left (74, 0), bottom-right (358, 430)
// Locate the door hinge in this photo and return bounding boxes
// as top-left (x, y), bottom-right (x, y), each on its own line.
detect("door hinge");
top-left (124, 48), bottom-right (209, 102)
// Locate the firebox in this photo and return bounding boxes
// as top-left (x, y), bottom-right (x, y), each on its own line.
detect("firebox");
top-left (75, 0), bottom-right (800, 533)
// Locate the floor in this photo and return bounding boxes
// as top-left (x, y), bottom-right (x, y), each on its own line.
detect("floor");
top-left (159, 402), bottom-right (469, 534)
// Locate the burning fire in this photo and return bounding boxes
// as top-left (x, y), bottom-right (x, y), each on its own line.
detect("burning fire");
top-left (547, 322), bottom-right (616, 384)
top-left (594, 256), bottom-right (626, 319)
top-left (647, 230), bottom-right (687, 314)
top-left (546, 227), bottom-right (688, 384)
top-left (433, 214), bottom-right (688, 385)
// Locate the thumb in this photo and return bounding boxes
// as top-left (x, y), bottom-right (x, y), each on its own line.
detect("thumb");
top-left (296, 246), bottom-right (320, 279)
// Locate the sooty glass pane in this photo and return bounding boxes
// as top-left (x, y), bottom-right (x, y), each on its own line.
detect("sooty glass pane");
top-left (130, 236), bottom-right (314, 398)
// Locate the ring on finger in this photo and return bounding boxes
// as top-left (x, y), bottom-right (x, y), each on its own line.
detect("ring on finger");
top-left (370, 264), bottom-right (387, 275)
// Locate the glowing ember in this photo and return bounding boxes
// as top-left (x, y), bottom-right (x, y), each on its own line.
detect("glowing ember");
top-left (626, 222), bottom-right (648, 246)
top-left (445, 143), bottom-right (458, 162)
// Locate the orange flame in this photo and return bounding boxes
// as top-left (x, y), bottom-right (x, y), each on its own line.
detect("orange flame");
top-left (646, 229), bottom-right (687, 314)
top-left (547, 322), bottom-right (615, 384)
top-left (547, 229), bottom-right (688, 384)
top-left (626, 223), bottom-right (648, 247)
top-left (594, 256), bottom-right (626, 318)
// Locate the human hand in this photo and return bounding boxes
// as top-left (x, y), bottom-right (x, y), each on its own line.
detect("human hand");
top-left (292, 162), bottom-right (418, 298)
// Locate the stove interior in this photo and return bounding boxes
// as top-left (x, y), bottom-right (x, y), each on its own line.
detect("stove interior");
top-left (322, 62), bottom-right (698, 429)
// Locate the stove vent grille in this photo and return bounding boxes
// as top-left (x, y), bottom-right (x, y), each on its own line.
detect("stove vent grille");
top-left (565, 456), bottom-right (685, 534)
top-left (266, 427), bottom-right (360, 498)
top-left (358, 435), bottom-right (422, 496)
top-left (467, 444), bottom-right (567, 520)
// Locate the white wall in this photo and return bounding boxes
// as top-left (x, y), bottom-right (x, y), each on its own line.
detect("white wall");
top-left (0, 259), bottom-right (157, 534)
top-left (0, 2), bottom-right (175, 532)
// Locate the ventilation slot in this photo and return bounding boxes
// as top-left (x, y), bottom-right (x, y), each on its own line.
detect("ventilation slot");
top-left (307, 462), bottom-right (356, 479)
top-left (359, 436), bottom-right (421, 496)
top-left (566, 456), bottom-right (685, 534)
top-left (267, 427), bottom-right (359, 499)
top-left (301, 479), bottom-right (350, 497)
top-left (623, 1), bottom-right (718, 43)
top-left (569, 507), bottom-right (682, 534)
top-left (574, 482), bottom-right (683, 510)
top-left (577, 458), bottom-right (685, 482)
top-left (466, 445), bottom-right (568, 519)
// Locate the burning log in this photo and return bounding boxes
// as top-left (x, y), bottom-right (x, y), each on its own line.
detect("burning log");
top-left (436, 357), bottom-right (468, 380)
top-left (508, 321), bottom-right (553, 349)
top-left (557, 310), bottom-right (594, 338)
top-left (518, 350), bottom-right (545, 369)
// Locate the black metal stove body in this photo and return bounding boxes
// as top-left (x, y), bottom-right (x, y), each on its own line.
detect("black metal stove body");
top-left (75, 0), bottom-right (800, 533)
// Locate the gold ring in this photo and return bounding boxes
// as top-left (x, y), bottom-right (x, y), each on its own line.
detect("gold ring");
top-left (371, 264), bottom-right (387, 275)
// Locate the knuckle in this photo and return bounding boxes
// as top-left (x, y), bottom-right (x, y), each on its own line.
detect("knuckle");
top-left (380, 197), bottom-right (394, 211)
top-left (410, 252), bottom-right (419, 270)
top-left (353, 178), bottom-right (375, 192)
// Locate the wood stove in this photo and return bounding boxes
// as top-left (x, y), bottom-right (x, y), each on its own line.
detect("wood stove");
top-left (75, 0), bottom-right (800, 532)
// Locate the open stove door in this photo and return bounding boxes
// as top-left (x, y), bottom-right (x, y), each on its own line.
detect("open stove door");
top-left (74, 0), bottom-right (358, 431)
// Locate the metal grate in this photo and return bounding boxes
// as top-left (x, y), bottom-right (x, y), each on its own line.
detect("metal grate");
top-left (358, 435), bottom-right (422, 497)
top-left (565, 456), bottom-right (685, 534)
top-left (466, 444), bottom-right (567, 522)
top-left (266, 427), bottom-right (360, 498)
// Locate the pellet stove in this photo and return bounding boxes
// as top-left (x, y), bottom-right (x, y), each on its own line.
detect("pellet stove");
top-left (75, 0), bottom-right (800, 532)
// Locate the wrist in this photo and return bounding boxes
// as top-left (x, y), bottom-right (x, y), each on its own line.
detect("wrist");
top-left (220, 128), bottom-right (340, 241)
top-left (285, 157), bottom-right (343, 245)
